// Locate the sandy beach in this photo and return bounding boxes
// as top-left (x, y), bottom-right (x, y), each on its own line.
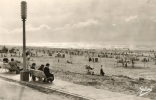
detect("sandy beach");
top-left (0, 45), bottom-right (155, 99)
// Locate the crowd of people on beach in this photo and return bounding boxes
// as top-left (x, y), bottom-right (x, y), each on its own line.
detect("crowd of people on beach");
top-left (4, 46), bottom-right (155, 83)
top-left (3, 57), bottom-right (104, 82)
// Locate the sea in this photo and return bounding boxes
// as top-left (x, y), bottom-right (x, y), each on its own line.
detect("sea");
top-left (0, 42), bottom-right (155, 50)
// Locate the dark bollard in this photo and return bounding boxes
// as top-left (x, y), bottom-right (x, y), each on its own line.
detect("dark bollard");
top-left (20, 71), bottom-right (29, 82)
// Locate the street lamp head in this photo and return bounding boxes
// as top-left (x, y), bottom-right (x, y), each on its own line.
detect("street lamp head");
top-left (21, 1), bottom-right (27, 19)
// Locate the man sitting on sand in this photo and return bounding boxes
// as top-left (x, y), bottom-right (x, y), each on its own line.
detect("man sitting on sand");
top-left (31, 63), bottom-right (36, 69)
top-left (9, 58), bottom-right (20, 74)
top-left (43, 63), bottom-right (54, 83)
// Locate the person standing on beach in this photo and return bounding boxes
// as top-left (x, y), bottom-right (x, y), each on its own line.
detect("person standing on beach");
top-left (100, 65), bottom-right (105, 76)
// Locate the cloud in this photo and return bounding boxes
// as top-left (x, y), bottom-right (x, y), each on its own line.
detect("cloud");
top-left (27, 24), bottom-right (51, 31)
top-left (73, 19), bottom-right (98, 28)
top-left (112, 24), bottom-right (116, 26)
top-left (0, 24), bottom-right (51, 34)
top-left (1, 0), bottom-right (156, 45)
top-left (0, 27), bottom-right (9, 34)
top-left (54, 19), bottom-right (98, 31)
top-left (125, 15), bottom-right (138, 22)
top-left (0, 23), bottom-right (52, 43)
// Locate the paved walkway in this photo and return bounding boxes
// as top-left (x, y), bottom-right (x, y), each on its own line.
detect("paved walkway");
top-left (0, 78), bottom-right (70, 100)
top-left (0, 69), bottom-right (151, 100)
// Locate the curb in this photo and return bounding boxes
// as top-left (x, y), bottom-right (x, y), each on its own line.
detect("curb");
top-left (0, 75), bottom-right (94, 100)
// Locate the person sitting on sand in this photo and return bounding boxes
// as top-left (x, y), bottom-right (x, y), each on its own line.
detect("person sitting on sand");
top-left (38, 64), bottom-right (45, 81)
top-left (30, 63), bottom-right (36, 81)
top-left (43, 63), bottom-right (54, 83)
top-left (9, 58), bottom-right (20, 74)
top-left (38, 64), bottom-right (44, 71)
top-left (85, 65), bottom-right (94, 75)
top-left (3, 58), bottom-right (9, 63)
top-left (31, 63), bottom-right (36, 69)
top-left (100, 65), bottom-right (105, 76)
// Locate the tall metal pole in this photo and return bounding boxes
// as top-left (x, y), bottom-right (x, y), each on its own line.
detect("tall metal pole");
top-left (23, 18), bottom-right (26, 71)
top-left (21, 1), bottom-right (27, 71)
top-left (20, 1), bottom-right (29, 81)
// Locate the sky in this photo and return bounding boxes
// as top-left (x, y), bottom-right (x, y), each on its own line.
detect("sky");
top-left (0, 0), bottom-right (156, 48)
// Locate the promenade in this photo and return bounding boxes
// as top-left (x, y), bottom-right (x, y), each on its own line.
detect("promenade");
top-left (0, 69), bottom-right (151, 100)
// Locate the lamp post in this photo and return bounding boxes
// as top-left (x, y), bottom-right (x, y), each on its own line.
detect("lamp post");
top-left (20, 1), bottom-right (29, 81)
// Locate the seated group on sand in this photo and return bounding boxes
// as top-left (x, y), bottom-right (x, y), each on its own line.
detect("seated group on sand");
top-left (1, 58), bottom-right (54, 83)
top-left (85, 65), bottom-right (105, 76)
top-left (3, 58), bottom-right (22, 74)
top-left (30, 63), bottom-right (54, 83)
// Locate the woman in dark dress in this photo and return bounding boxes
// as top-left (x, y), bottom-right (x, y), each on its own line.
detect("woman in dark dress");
top-left (100, 65), bottom-right (105, 76)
